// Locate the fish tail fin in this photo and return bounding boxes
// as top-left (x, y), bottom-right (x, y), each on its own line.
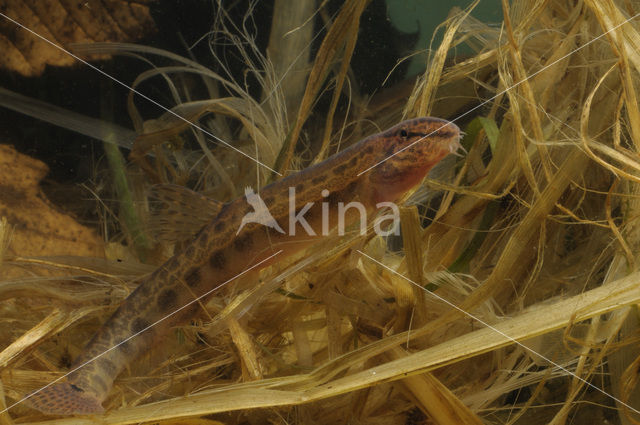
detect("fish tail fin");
top-left (25, 383), bottom-right (104, 415)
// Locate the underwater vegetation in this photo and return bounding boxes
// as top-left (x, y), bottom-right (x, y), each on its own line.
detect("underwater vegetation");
top-left (1, 0), bottom-right (640, 424)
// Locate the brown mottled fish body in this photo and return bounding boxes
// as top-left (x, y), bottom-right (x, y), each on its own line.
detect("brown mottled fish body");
top-left (27, 117), bottom-right (461, 415)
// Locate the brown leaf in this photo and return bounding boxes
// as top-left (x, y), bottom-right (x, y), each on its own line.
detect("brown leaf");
top-left (0, 0), bottom-right (155, 76)
top-left (0, 144), bottom-right (104, 266)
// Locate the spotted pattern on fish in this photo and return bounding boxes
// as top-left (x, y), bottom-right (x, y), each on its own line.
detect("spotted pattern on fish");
top-left (26, 117), bottom-right (461, 415)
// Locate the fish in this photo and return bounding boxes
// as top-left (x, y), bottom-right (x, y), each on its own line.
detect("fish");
top-left (25, 117), bottom-right (461, 415)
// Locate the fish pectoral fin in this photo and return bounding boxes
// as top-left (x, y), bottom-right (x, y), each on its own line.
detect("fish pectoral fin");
top-left (148, 184), bottom-right (226, 244)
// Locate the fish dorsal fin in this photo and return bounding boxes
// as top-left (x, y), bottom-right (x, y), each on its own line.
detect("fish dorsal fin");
top-left (148, 184), bottom-right (225, 244)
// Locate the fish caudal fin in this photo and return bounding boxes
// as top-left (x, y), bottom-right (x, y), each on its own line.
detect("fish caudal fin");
top-left (25, 383), bottom-right (105, 415)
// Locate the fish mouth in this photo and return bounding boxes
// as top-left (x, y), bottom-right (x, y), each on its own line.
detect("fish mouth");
top-left (447, 129), bottom-right (466, 157)
top-left (427, 118), bottom-right (464, 157)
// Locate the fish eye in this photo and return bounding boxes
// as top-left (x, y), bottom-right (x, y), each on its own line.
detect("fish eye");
top-left (400, 129), bottom-right (408, 138)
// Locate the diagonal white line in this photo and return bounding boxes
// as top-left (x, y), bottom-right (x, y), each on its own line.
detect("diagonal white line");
top-left (357, 250), bottom-right (640, 415)
top-left (1, 250), bottom-right (283, 414)
top-left (357, 11), bottom-right (640, 177)
top-left (0, 12), bottom-right (282, 176)
top-left (2, 3), bottom-right (637, 416)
